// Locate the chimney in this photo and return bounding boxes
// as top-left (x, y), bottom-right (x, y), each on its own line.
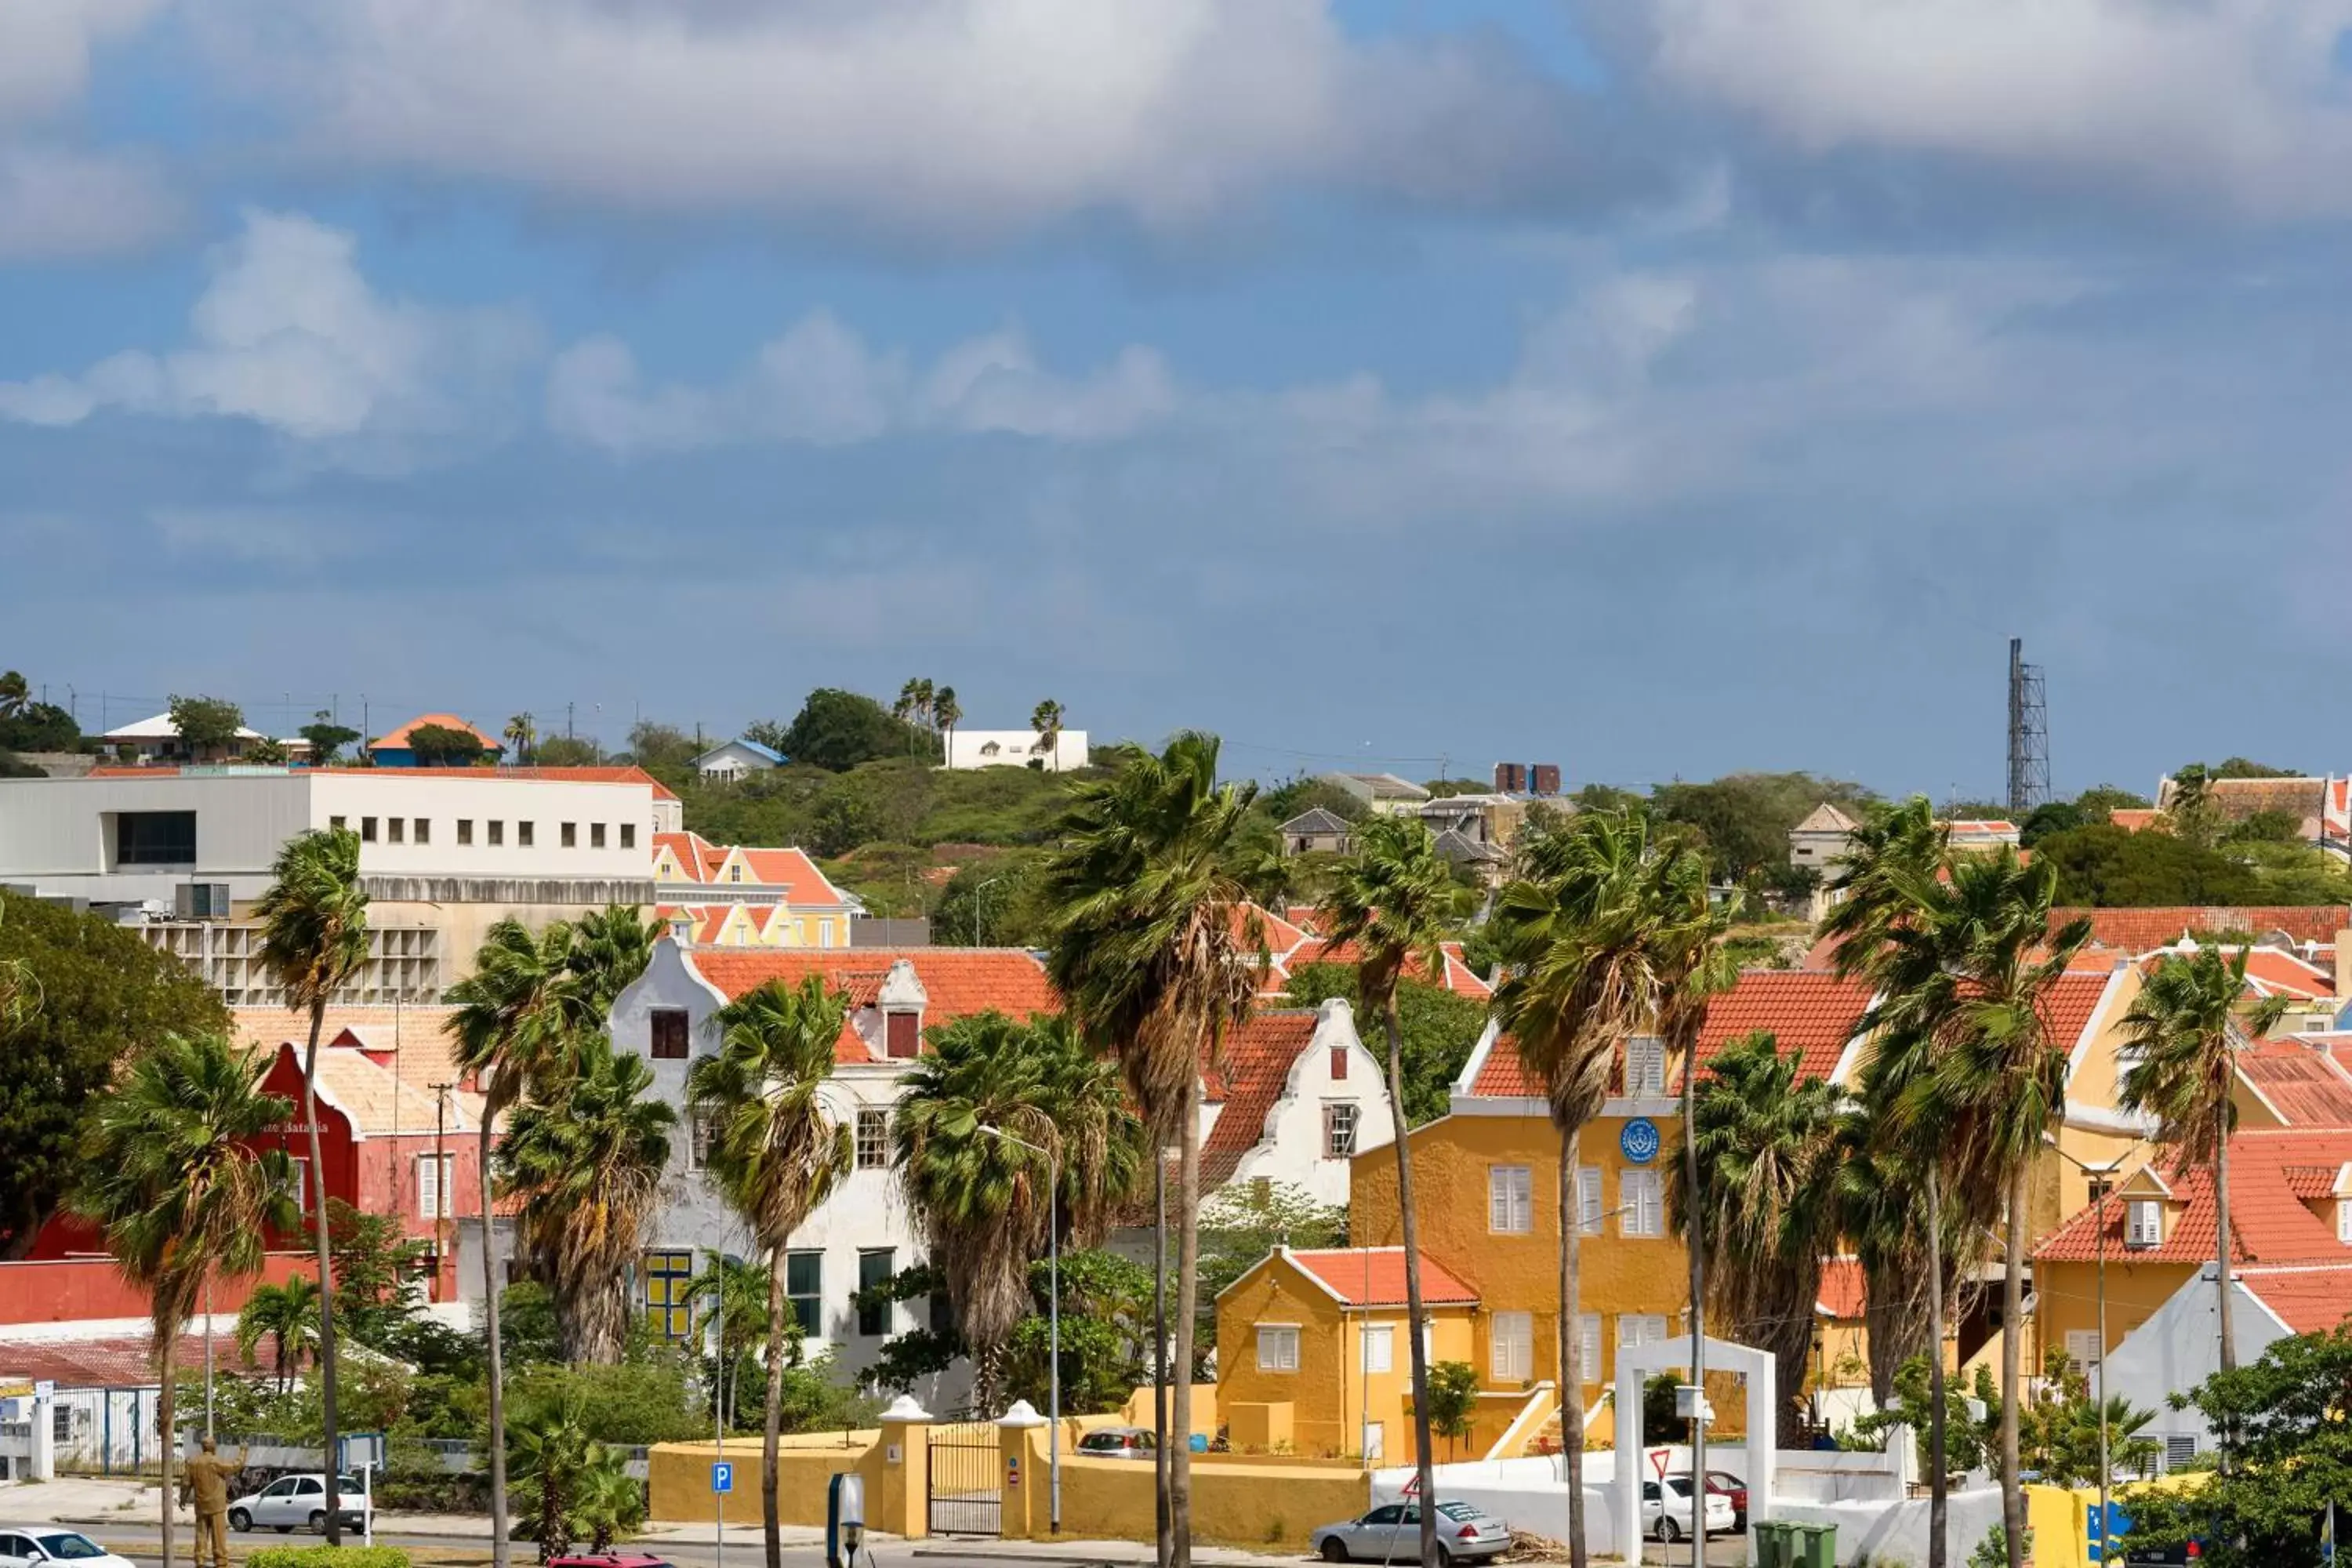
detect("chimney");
top-left (2336, 929), bottom-right (2351, 1000)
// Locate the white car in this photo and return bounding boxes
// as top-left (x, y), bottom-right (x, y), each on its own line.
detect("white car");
top-left (1641, 1475), bottom-right (1735, 1543)
top-left (227, 1473), bottom-right (372, 1535)
top-left (0, 1530), bottom-right (135, 1568)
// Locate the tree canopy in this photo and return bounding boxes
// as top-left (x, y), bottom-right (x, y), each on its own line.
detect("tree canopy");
top-left (169, 694), bottom-right (246, 753)
top-left (773, 688), bottom-right (934, 771)
top-left (1650, 771), bottom-right (1877, 882)
top-left (2034, 823), bottom-right (2268, 906)
top-left (403, 724), bottom-right (488, 766)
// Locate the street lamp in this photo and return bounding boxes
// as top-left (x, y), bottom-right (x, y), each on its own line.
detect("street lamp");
top-left (978, 1123), bottom-right (1060, 1534)
top-left (2045, 1134), bottom-right (2138, 1564)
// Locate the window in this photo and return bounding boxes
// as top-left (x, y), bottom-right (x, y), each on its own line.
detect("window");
top-left (289, 1156), bottom-right (310, 1213)
top-left (561, 822), bottom-right (577, 848)
top-left (1490, 1311), bottom-right (1533, 1381)
top-left (856, 1108), bottom-right (891, 1170)
top-left (644, 1250), bottom-right (695, 1338)
top-left (488, 820), bottom-right (504, 846)
top-left (1330, 1047), bottom-right (1349, 1081)
top-left (1625, 1036), bottom-right (1667, 1096)
top-left (1362, 1324), bottom-right (1394, 1374)
top-left (786, 1251), bottom-right (823, 1336)
top-left (1324, 1103), bottom-right (1360, 1158)
top-left (686, 1112), bottom-right (718, 1171)
top-left (2088, 1178), bottom-right (2113, 1207)
top-left (361, 816), bottom-right (378, 842)
top-left (2338, 1200), bottom-right (2352, 1245)
top-left (1257, 1324), bottom-right (1301, 1372)
top-left (2165, 1435), bottom-right (2198, 1471)
top-left (858, 1248), bottom-right (895, 1337)
top-left (2064, 1329), bottom-right (2101, 1376)
top-left (1621, 1170), bottom-right (1664, 1237)
top-left (1619, 1313), bottom-right (1670, 1349)
top-left (650, 1008), bottom-right (689, 1061)
top-left (1579, 1314), bottom-right (1602, 1384)
top-left (1577, 1167), bottom-right (1604, 1235)
top-left (2125, 1199), bottom-right (2162, 1248)
top-left (729, 863), bottom-right (743, 884)
top-left (413, 818), bottom-right (430, 845)
top-left (387, 817), bottom-right (405, 844)
top-left (114, 809), bottom-right (199, 867)
top-left (819, 920), bottom-right (835, 949)
top-left (517, 821), bottom-right (534, 848)
top-left (458, 819), bottom-right (474, 846)
top-left (416, 1152), bottom-right (456, 1219)
top-left (1489, 1165), bottom-right (1534, 1233)
top-left (592, 823), bottom-right (607, 849)
top-left (330, 815), bottom-right (346, 830)
top-left (621, 823), bottom-right (636, 850)
top-left (884, 1011), bottom-right (920, 1059)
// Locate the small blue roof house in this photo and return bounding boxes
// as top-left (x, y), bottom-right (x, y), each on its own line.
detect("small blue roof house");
top-left (367, 713), bottom-right (504, 768)
top-left (694, 738), bottom-right (786, 782)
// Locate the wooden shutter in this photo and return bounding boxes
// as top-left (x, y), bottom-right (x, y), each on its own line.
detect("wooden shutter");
top-left (885, 1011), bottom-right (920, 1058)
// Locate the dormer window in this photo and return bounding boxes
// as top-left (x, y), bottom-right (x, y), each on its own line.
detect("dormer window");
top-left (884, 1011), bottom-right (920, 1058)
top-left (2125, 1199), bottom-right (2163, 1249)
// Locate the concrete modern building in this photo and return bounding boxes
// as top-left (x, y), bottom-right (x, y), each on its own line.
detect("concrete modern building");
top-left (943, 728), bottom-right (1089, 771)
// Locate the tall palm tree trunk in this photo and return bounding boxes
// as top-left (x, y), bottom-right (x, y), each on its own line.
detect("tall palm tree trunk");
top-left (1926, 1167), bottom-right (1947, 1568)
top-left (158, 1344), bottom-right (176, 1568)
top-left (1381, 993), bottom-right (1439, 1567)
top-left (1559, 1125), bottom-right (1588, 1568)
top-left (1683, 1043), bottom-right (1708, 1546)
top-left (1999, 1161), bottom-right (2027, 1568)
top-left (2213, 1134), bottom-right (2235, 1374)
top-left (764, 1247), bottom-right (789, 1568)
top-left (299, 1000), bottom-right (343, 1547)
top-left (1171, 1076), bottom-right (1203, 1568)
top-left (480, 1121), bottom-right (510, 1568)
top-left (1153, 1159), bottom-right (1171, 1568)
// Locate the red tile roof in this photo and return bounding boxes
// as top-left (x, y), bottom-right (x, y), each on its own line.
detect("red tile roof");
top-left (2108, 809), bottom-right (2162, 833)
top-left (2038, 969), bottom-right (2115, 1058)
top-left (2240, 948), bottom-right (2336, 1000)
top-left (2035, 1130), bottom-right (2352, 1264)
top-left (371, 712), bottom-right (500, 750)
top-left (1276, 938), bottom-right (1494, 1001)
top-left (2063, 907), bottom-right (2352, 952)
top-left (682, 948), bottom-right (1060, 1063)
top-left (2237, 1040), bottom-right (2352, 1128)
top-left (1200, 1011), bottom-right (1322, 1189)
top-left (1285, 1247), bottom-right (1479, 1307)
top-left (0, 1332), bottom-right (214, 1388)
top-left (2238, 1265), bottom-right (2352, 1334)
top-left (1817, 1258), bottom-right (1866, 1320)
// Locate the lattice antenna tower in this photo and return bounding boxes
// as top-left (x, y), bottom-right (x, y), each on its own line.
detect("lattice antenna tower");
top-left (2006, 636), bottom-right (2050, 815)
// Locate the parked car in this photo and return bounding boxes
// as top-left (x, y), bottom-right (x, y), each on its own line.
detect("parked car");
top-left (1076, 1426), bottom-right (1158, 1459)
top-left (1311, 1501), bottom-right (1511, 1563)
top-left (226, 1474), bottom-right (372, 1534)
top-left (0, 1530), bottom-right (135, 1568)
top-left (1642, 1475), bottom-right (1737, 1543)
top-left (1693, 1469), bottom-right (1748, 1530)
top-left (549, 1556), bottom-right (677, 1568)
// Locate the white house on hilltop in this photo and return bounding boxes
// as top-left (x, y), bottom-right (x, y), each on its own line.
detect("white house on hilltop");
top-left (943, 729), bottom-right (1088, 772)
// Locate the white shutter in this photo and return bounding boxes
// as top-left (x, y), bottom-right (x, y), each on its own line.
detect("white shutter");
top-left (1491, 1312), bottom-right (1533, 1381)
top-left (1258, 1326), bottom-right (1300, 1372)
top-left (2126, 1200), bottom-right (2161, 1248)
top-left (1628, 1036), bottom-right (1666, 1096)
top-left (1622, 1171), bottom-right (1664, 1237)
top-left (1362, 1326), bottom-right (1394, 1374)
top-left (417, 1154), bottom-right (439, 1221)
top-left (1490, 1166), bottom-right (1532, 1233)
top-left (2064, 1329), bottom-right (2101, 1376)
top-left (1579, 1314), bottom-right (1603, 1385)
top-left (1577, 1167), bottom-right (1604, 1235)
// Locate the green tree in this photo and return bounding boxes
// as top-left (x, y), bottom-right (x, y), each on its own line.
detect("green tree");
top-left (778, 688), bottom-right (931, 771)
top-left (688, 975), bottom-right (855, 1568)
top-left (931, 687), bottom-right (962, 767)
top-left (405, 724), bottom-right (488, 766)
top-left (688, 1254), bottom-right (773, 1429)
top-left (245, 736), bottom-right (292, 764)
top-left (507, 1398), bottom-right (592, 1559)
top-left (1423, 1361), bottom-right (1480, 1459)
top-left (0, 699), bottom-right (80, 754)
top-left (2015, 1345), bottom-right (2159, 1488)
top-left (2201, 757), bottom-right (2301, 780)
top-left (1319, 813), bottom-right (1453, 1559)
top-left (933, 852), bottom-right (1052, 947)
top-left (533, 736), bottom-right (601, 766)
top-left (169, 694), bottom-right (247, 758)
top-left (74, 1033), bottom-right (296, 1568)
top-left (503, 713), bottom-right (538, 764)
top-left (624, 720), bottom-right (699, 775)
top-left (447, 919), bottom-right (587, 1568)
top-left (1668, 1030), bottom-right (1842, 1446)
top-left (498, 1032), bottom-right (677, 1364)
top-left (299, 713), bottom-right (361, 765)
top-left (236, 1274), bottom-right (323, 1394)
top-left (253, 826), bottom-right (371, 1544)
top-left (1651, 771), bottom-right (1876, 882)
top-left (0, 891), bottom-right (227, 1253)
top-left (894, 1011), bottom-right (1142, 1412)
top-left (566, 905), bottom-right (659, 1019)
top-left (1040, 730), bottom-right (1263, 1568)
top-left (0, 670), bottom-right (26, 718)
top-left (2033, 822), bottom-right (2267, 905)
top-left (1489, 809), bottom-right (1708, 1568)
top-left (1030, 699), bottom-right (1065, 771)
top-left (2118, 947), bottom-right (2292, 1380)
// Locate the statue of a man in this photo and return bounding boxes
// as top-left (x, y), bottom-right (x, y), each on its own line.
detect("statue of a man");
top-left (180, 1436), bottom-right (245, 1568)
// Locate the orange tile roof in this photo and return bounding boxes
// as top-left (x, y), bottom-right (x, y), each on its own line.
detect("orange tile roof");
top-left (371, 713), bottom-right (500, 750)
top-left (2063, 907), bottom-right (2352, 952)
top-left (2237, 1040), bottom-right (2352, 1127)
top-left (2240, 947), bottom-right (2336, 1000)
top-left (1277, 938), bottom-right (1494, 1000)
top-left (233, 1005), bottom-right (487, 1128)
top-left (1200, 1011), bottom-right (1322, 1189)
top-left (682, 947), bottom-right (1060, 1064)
top-left (1284, 906), bottom-right (1326, 936)
top-left (2036, 1130), bottom-right (2352, 1264)
top-left (2238, 1265), bottom-right (2352, 1334)
top-left (1817, 1258), bottom-right (1866, 1320)
top-left (2108, 809), bottom-right (2162, 833)
top-left (1285, 1247), bottom-right (1479, 1308)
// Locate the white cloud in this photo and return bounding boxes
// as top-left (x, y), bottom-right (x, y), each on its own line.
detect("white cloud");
top-left (1644, 0), bottom-right (2352, 215)
top-left (194, 0), bottom-right (1583, 235)
top-left (546, 315), bottom-right (1175, 455)
top-left (0, 209), bottom-right (537, 462)
top-left (0, 2), bottom-right (180, 259)
top-left (0, 0), bottom-right (162, 124)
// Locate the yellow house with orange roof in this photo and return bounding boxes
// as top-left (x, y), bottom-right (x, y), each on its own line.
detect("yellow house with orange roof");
top-left (652, 829), bottom-right (852, 949)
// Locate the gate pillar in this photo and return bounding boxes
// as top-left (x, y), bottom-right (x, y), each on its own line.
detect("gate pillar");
top-left (996, 1399), bottom-right (1049, 1539)
top-left (877, 1393), bottom-right (934, 1540)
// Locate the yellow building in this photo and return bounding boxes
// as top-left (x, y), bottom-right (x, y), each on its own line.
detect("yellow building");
top-left (652, 830), bottom-right (853, 949)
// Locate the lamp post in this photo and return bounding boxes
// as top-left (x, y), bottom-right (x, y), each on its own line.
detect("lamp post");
top-left (979, 1124), bottom-right (1060, 1534)
top-left (2046, 1135), bottom-right (2136, 1564)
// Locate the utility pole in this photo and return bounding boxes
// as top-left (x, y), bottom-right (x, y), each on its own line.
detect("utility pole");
top-left (430, 1083), bottom-right (455, 1303)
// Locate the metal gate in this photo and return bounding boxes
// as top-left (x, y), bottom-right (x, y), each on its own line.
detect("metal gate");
top-left (927, 1424), bottom-right (1001, 1537)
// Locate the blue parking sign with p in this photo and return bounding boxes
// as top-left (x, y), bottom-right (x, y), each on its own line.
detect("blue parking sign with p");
top-left (713, 1461), bottom-right (734, 1494)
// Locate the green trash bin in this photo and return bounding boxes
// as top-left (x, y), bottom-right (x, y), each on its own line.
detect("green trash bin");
top-left (1753, 1520), bottom-right (1797, 1568)
top-left (1791, 1521), bottom-right (1838, 1568)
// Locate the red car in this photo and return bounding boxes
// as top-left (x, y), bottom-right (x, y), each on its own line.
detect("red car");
top-left (549, 1556), bottom-right (676, 1568)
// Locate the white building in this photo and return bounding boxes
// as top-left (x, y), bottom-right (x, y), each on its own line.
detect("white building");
top-left (97, 711), bottom-right (304, 765)
top-left (943, 729), bottom-right (1088, 772)
top-left (1199, 1000), bottom-right (1398, 1209)
top-left (1319, 773), bottom-right (1431, 816)
top-left (693, 739), bottom-right (786, 782)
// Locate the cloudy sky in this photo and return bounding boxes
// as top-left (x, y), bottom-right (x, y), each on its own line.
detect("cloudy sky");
top-left (5, 1), bottom-right (2350, 797)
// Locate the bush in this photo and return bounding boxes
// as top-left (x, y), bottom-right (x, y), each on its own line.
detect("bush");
top-left (248, 1548), bottom-right (411, 1568)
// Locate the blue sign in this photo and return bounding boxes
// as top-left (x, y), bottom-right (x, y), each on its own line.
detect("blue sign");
top-left (2086, 1503), bottom-right (2131, 1561)
top-left (713, 1461), bottom-right (734, 1494)
top-left (1620, 1118), bottom-right (1661, 1165)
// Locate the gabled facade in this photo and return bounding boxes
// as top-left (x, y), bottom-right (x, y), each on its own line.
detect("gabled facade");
top-left (1278, 808), bottom-right (1354, 858)
top-left (365, 713), bottom-right (503, 768)
top-left (1200, 1000), bottom-right (1397, 1209)
top-left (694, 739), bottom-right (785, 782)
top-left (652, 830), bottom-right (852, 949)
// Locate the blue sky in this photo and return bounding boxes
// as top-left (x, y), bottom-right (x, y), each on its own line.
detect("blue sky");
top-left (5, 2), bottom-right (2352, 797)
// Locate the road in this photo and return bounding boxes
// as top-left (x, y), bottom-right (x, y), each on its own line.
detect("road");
top-left (73, 1526), bottom-right (1040, 1568)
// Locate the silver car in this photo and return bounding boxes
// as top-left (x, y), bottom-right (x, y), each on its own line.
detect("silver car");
top-left (1312, 1501), bottom-right (1511, 1564)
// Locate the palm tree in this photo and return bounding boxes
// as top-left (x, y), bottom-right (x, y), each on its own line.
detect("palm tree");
top-left (933, 687), bottom-right (962, 767)
top-left (1030, 699), bottom-right (1065, 771)
top-left (1488, 809), bottom-right (1690, 1568)
top-left (567, 905), bottom-right (659, 1020)
top-left (688, 1254), bottom-right (772, 1429)
top-left (1042, 731), bottom-right (1263, 1568)
top-left (508, 1398), bottom-right (590, 1561)
top-left (688, 975), bottom-right (856, 1568)
top-left (235, 1275), bottom-right (323, 1395)
top-left (498, 1031), bottom-right (677, 1363)
top-left (446, 918), bottom-right (585, 1568)
top-left (73, 1034), bottom-right (296, 1568)
top-left (0, 670), bottom-right (27, 719)
top-left (1668, 1031), bottom-right (1842, 1445)
top-left (894, 1011), bottom-right (1143, 1413)
top-left (573, 1444), bottom-right (644, 1554)
top-left (1319, 814), bottom-right (1451, 1562)
top-left (1850, 840), bottom-right (2091, 1568)
top-left (252, 826), bottom-right (369, 1546)
top-left (1830, 1104), bottom-right (1936, 1408)
top-left (2117, 946), bottom-right (2290, 1379)
top-left (505, 713), bottom-right (536, 766)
